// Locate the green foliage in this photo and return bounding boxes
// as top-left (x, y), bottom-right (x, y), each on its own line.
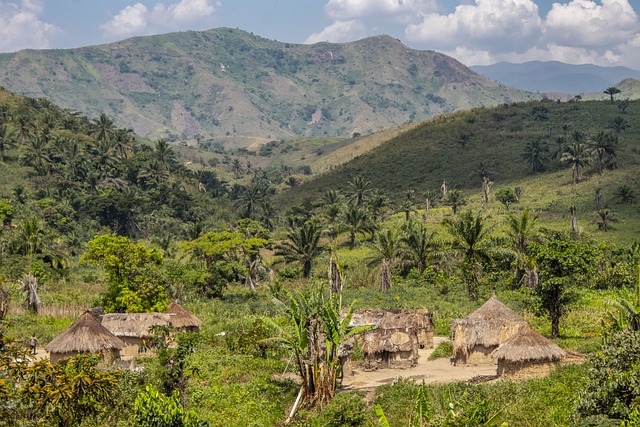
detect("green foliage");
top-left (495, 187), bottom-right (519, 210)
top-left (82, 234), bottom-right (167, 312)
top-left (0, 199), bottom-right (12, 225)
top-left (310, 392), bottom-right (368, 427)
top-left (576, 329), bottom-right (640, 420)
top-left (428, 340), bottom-right (453, 361)
top-left (134, 384), bottom-right (208, 427)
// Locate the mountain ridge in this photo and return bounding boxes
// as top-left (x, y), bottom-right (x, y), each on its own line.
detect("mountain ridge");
top-left (0, 28), bottom-right (539, 147)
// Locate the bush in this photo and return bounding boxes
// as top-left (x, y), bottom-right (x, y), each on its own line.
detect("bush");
top-left (310, 392), bottom-right (368, 427)
top-left (428, 340), bottom-right (453, 361)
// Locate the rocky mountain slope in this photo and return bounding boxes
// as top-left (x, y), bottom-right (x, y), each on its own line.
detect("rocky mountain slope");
top-left (0, 28), bottom-right (538, 147)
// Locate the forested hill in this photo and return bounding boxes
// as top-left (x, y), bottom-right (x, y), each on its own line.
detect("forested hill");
top-left (0, 28), bottom-right (538, 146)
top-left (278, 98), bottom-right (640, 209)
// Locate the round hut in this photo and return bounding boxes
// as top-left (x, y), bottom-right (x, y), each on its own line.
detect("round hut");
top-left (404, 309), bottom-right (435, 349)
top-left (492, 324), bottom-right (566, 379)
top-left (165, 302), bottom-right (202, 332)
top-left (45, 311), bottom-right (124, 364)
top-left (451, 295), bottom-right (527, 365)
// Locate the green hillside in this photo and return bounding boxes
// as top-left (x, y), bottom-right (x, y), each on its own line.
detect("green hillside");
top-left (279, 98), bottom-right (639, 235)
top-left (0, 28), bottom-right (538, 146)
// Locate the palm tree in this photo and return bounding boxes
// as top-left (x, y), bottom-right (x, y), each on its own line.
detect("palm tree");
top-left (603, 86), bottom-right (621, 104)
top-left (596, 209), bottom-right (615, 231)
top-left (275, 221), bottom-right (323, 278)
top-left (234, 182), bottom-right (266, 220)
top-left (400, 220), bottom-right (439, 275)
top-left (368, 188), bottom-right (389, 221)
top-left (369, 228), bottom-right (400, 291)
top-left (446, 189), bottom-right (466, 214)
top-left (561, 142), bottom-right (591, 183)
top-left (321, 189), bottom-right (343, 222)
top-left (91, 113), bottom-right (116, 143)
top-left (521, 139), bottom-right (549, 173)
top-left (0, 124), bottom-right (16, 162)
top-left (607, 116), bottom-right (630, 144)
top-left (589, 130), bottom-right (616, 173)
top-left (604, 265), bottom-right (640, 332)
top-left (400, 199), bottom-right (414, 221)
top-left (341, 205), bottom-right (374, 248)
top-left (154, 139), bottom-right (176, 171)
top-left (15, 115), bottom-right (32, 145)
top-left (231, 158), bottom-right (244, 179)
top-left (20, 136), bottom-right (52, 175)
top-left (506, 208), bottom-right (539, 286)
top-left (443, 210), bottom-right (496, 300)
top-left (347, 175), bottom-right (371, 206)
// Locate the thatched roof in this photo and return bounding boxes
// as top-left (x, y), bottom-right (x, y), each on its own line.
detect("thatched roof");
top-left (101, 313), bottom-right (171, 338)
top-left (45, 312), bottom-right (124, 354)
top-left (349, 309), bottom-right (433, 331)
top-left (452, 295), bottom-right (527, 357)
top-left (492, 324), bottom-right (566, 363)
top-left (165, 302), bottom-right (202, 329)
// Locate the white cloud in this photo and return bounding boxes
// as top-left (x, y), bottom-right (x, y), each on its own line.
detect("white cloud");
top-left (405, 0), bottom-right (542, 53)
top-left (544, 0), bottom-right (639, 47)
top-left (0, 0), bottom-right (63, 52)
top-left (101, 0), bottom-right (221, 39)
top-left (325, 0), bottom-right (439, 20)
top-left (305, 20), bottom-right (368, 44)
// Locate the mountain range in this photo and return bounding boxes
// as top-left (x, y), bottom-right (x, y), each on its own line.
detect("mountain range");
top-left (471, 61), bottom-right (640, 94)
top-left (0, 28), bottom-right (537, 147)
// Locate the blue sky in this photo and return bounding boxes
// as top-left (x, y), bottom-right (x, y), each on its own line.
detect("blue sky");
top-left (1, 0), bottom-right (639, 69)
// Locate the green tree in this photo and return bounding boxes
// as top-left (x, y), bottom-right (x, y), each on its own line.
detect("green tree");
top-left (154, 138), bottom-right (176, 171)
top-left (347, 175), bottom-right (371, 206)
top-left (275, 221), bottom-right (323, 278)
top-left (134, 384), bottom-right (207, 427)
top-left (589, 130), bottom-right (616, 173)
top-left (445, 189), bottom-right (466, 215)
top-left (369, 227), bottom-right (400, 291)
top-left (400, 220), bottom-right (439, 275)
top-left (603, 86), bottom-right (621, 104)
top-left (0, 124), bottom-right (16, 162)
top-left (603, 265), bottom-right (640, 332)
top-left (495, 187), bottom-right (519, 211)
top-left (342, 205), bottom-right (375, 247)
top-left (521, 139), bottom-right (549, 173)
top-left (443, 210), bottom-right (496, 300)
top-left (607, 116), bottom-right (630, 144)
top-left (561, 141), bottom-right (591, 184)
top-left (91, 113), bottom-right (116, 144)
top-left (82, 234), bottom-right (167, 312)
top-left (529, 236), bottom-right (597, 337)
top-left (506, 208), bottom-right (539, 287)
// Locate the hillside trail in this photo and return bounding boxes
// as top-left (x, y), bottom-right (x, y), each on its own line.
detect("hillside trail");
top-left (341, 337), bottom-right (497, 391)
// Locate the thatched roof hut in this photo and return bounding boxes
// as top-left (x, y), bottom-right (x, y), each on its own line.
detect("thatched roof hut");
top-left (45, 311), bottom-right (124, 364)
top-left (165, 302), bottom-right (202, 332)
top-left (452, 295), bottom-right (527, 365)
top-left (101, 313), bottom-right (171, 357)
top-left (492, 324), bottom-right (566, 379)
top-left (350, 308), bottom-right (434, 370)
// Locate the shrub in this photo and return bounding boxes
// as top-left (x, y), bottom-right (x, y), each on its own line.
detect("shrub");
top-left (310, 392), bottom-right (368, 427)
top-left (428, 340), bottom-right (453, 361)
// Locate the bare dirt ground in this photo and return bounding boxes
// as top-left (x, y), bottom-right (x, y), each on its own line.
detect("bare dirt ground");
top-left (341, 337), bottom-right (498, 391)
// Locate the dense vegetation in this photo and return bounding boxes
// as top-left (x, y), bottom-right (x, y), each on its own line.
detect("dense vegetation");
top-left (1, 86), bottom-right (640, 426)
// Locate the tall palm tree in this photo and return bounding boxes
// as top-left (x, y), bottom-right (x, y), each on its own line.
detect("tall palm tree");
top-left (443, 210), bottom-right (496, 300)
top-left (368, 188), bottom-right (389, 222)
top-left (15, 115), bottom-right (32, 145)
top-left (91, 113), bottom-right (116, 144)
top-left (607, 116), bottom-right (630, 144)
top-left (369, 228), bottom-right (400, 291)
top-left (400, 220), bottom-right (439, 275)
top-left (0, 124), bottom-right (16, 162)
top-left (20, 136), bottom-right (52, 175)
top-left (231, 158), bottom-right (244, 179)
top-left (521, 139), bottom-right (549, 173)
top-left (275, 221), bottom-right (323, 278)
top-left (154, 139), bottom-right (176, 171)
top-left (603, 86), bottom-right (621, 104)
top-left (446, 189), bottom-right (466, 214)
top-left (589, 130), bottom-right (616, 173)
top-left (347, 175), bottom-right (371, 207)
top-left (341, 205), bottom-right (374, 247)
top-left (561, 142), bottom-right (591, 184)
top-left (234, 182), bottom-right (266, 220)
top-left (506, 208), bottom-right (539, 286)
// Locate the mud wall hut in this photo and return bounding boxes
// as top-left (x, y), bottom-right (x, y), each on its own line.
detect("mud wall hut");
top-left (451, 295), bottom-right (527, 365)
top-left (101, 312), bottom-right (171, 357)
top-left (492, 324), bottom-right (566, 380)
top-left (45, 311), bottom-right (124, 364)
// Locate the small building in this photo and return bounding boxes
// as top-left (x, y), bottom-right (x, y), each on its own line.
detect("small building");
top-left (45, 311), bottom-right (124, 364)
top-left (165, 302), bottom-right (202, 332)
top-left (101, 312), bottom-right (171, 357)
top-left (492, 324), bottom-right (566, 379)
top-left (451, 295), bottom-right (527, 365)
top-left (350, 309), bottom-right (434, 371)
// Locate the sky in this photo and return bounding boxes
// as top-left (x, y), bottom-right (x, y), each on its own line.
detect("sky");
top-left (0, 0), bottom-right (639, 69)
